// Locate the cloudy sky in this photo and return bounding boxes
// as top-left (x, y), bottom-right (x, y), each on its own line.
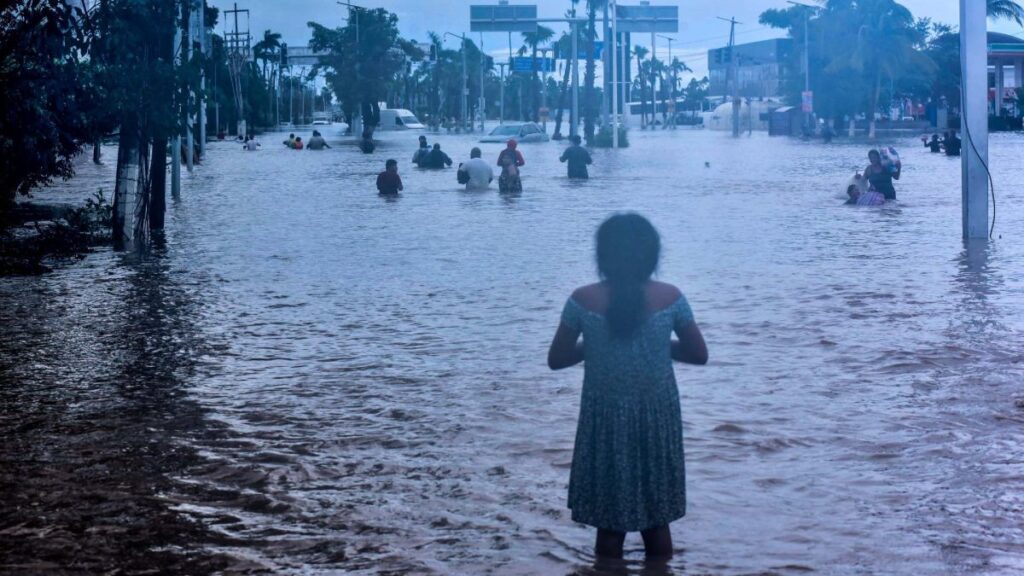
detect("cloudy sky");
top-left (211, 0), bottom-right (1023, 80)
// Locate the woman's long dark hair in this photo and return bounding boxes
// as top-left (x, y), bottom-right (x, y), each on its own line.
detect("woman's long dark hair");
top-left (596, 213), bottom-right (661, 338)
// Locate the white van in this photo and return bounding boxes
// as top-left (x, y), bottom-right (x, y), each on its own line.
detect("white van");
top-left (378, 108), bottom-right (425, 131)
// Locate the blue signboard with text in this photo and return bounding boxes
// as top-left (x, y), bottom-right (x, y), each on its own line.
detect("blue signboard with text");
top-left (512, 57), bottom-right (554, 73)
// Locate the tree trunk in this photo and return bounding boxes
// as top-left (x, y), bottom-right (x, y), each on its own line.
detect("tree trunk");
top-left (552, 55), bottom-right (573, 139)
top-left (93, 139), bottom-right (102, 164)
top-left (149, 137), bottom-right (167, 230)
top-left (113, 115), bottom-right (142, 250)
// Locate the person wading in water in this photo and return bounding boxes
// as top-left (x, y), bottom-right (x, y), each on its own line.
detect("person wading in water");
top-left (497, 139), bottom-right (525, 194)
top-left (863, 149), bottom-right (900, 200)
top-left (559, 134), bottom-right (593, 179)
top-left (548, 213), bottom-right (708, 562)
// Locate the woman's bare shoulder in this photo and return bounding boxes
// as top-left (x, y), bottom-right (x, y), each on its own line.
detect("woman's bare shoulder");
top-left (648, 281), bottom-right (683, 307)
top-left (570, 283), bottom-right (607, 311)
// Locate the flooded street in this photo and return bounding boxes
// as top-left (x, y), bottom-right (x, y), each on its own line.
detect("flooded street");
top-left (2, 128), bottom-right (1024, 575)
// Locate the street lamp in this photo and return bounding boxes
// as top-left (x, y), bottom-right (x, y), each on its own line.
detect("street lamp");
top-left (787, 1), bottom-right (819, 130)
top-left (444, 32), bottom-right (469, 132)
top-left (657, 33), bottom-right (675, 127)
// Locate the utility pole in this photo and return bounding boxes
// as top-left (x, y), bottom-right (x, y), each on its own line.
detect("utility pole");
top-left (172, 3), bottom-right (182, 199)
top-left (658, 34), bottom-right (674, 129)
top-left (480, 32), bottom-right (486, 132)
top-left (497, 62), bottom-right (507, 123)
top-left (960, 0), bottom-right (989, 238)
top-left (611, 0), bottom-right (618, 148)
top-left (198, 0), bottom-right (206, 157)
top-left (718, 16), bottom-right (741, 137)
top-left (788, 1), bottom-right (816, 133)
top-left (186, 1), bottom-right (194, 172)
top-left (224, 3), bottom-right (250, 137)
top-left (571, 16), bottom-right (579, 138)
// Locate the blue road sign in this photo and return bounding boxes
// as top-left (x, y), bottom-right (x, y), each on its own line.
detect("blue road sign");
top-left (554, 41), bottom-right (603, 60)
top-left (512, 56), bottom-right (554, 73)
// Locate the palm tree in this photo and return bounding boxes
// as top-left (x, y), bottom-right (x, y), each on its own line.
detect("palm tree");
top-left (551, 29), bottom-right (574, 139)
top-left (522, 25), bottom-right (554, 122)
top-left (632, 45), bottom-right (648, 126)
top-left (988, 0), bottom-right (1024, 26)
top-left (826, 0), bottom-right (932, 139)
top-left (253, 30), bottom-right (282, 124)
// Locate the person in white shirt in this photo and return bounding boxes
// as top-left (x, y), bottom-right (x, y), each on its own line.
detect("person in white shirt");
top-left (458, 147), bottom-right (494, 190)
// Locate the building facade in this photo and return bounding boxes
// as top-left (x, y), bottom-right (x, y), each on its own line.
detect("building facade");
top-left (708, 38), bottom-right (793, 99)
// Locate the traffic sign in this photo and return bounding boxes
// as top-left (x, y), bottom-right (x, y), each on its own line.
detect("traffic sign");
top-left (554, 41), bottom-right (603, 60)
top-left (470, 4), bottom-right (538, 32)
top-left (512, 56), bottom-right (554, 73)
top-left (615, 5), bottom-right (679, 33)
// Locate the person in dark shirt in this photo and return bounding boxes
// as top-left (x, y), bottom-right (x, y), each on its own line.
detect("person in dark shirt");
top-left (422, 143), bottom-right (453, 169)
top-left (922, 134), bottom-right (941, 153)
top-left (559, 135), bottom-right (593, 179)
top-left (412, 135), bottom-right (429, 166)
top-left (943, 131), bottom-right (961, 156)
top-left (376, 159), bottom-right (403, 195)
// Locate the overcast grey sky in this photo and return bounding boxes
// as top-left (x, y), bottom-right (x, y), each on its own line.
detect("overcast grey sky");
top-left (212, 0), bottom-right (1022, 80)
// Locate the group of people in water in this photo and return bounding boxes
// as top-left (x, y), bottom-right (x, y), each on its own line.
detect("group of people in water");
top-left (845, 131), bottom-right (962, 206)
top-left (921, 131), bottom-right (961, 156)
top-left (376, 134), bottom-right (593, 196)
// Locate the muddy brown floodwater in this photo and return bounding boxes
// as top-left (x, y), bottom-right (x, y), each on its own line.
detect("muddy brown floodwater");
top-left (2, 129), bottom-right (1024, 575)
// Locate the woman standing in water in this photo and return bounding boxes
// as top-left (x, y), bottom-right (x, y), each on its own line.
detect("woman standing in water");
top-left (548, 213), bottom-right (708, 561)
top-left (863, 149), bottom-right (900, 200)
top-left (496, 139), bottom-right (525, 194)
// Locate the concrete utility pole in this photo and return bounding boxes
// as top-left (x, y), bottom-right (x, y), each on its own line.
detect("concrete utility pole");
top-left (718, 16), bottom-right (741, 137)
top-left (172, 4), bottom-right (182, 200)
top-left (611, 0), bottom-right (619, 148)
top-left (788, 1), bottom-right (816, 133)
top-left (960, 0), bottom-right (989, 239)
top-left (198, 0), bottom-right (206, 158)
top-left (571, 17), bottom-right (579, 138)
top-left (186, 2), bottom-right (194, 173)
top-left (480, 32), bottom-right (486, 131)
top-left (497, 62), bottom-right (507, 123)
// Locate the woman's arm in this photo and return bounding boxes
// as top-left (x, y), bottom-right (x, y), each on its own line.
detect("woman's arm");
top-left (548, 323), bottom-right (583, 370)
top-left (671, 321), bottom-right (708, 365)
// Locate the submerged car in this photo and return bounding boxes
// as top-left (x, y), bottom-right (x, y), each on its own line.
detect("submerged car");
top-left (479, 122), bottom-right (550, 143)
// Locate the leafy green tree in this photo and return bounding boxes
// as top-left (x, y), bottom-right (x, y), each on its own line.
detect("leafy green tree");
top-left (309, 8), bottom-right (415, 145)
top-left (761, 0), bottom-right (934, 138)
top-left (0, 1), bottom-right (93, 213)
top-left (522, 25), bottom-right (554, 121)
